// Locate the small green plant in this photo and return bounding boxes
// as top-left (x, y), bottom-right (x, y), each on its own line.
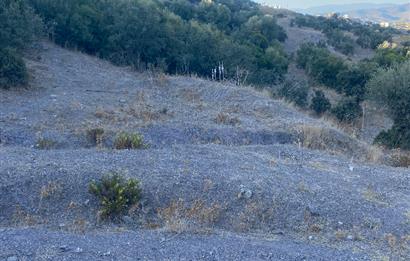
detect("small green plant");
top-left (310, 90), bottom-right (331, 115)
top-left (114, 132), bottom-right (146, 149)
top-left (89, 173), bottom-right (141, 219)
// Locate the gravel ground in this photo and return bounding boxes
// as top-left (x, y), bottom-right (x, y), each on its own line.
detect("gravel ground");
top-left (0, 42), bottom-right (409, 260)
top-left (0, 228), bottom-right (371, 261)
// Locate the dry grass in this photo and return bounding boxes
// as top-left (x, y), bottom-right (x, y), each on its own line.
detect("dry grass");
top-left (157, 199), bottom-right (223, 233)
top-left (180, 89), bottom-right (201, 103)
top-left (365, 145), bottom-right (385, 163)
top-left (384, 233), bottom-right (410, 261)
top-left (362, 187), bottom-right (388, 207)
top-left (297, 124), bottom-right (387, 164)
top-left (126, 107), bottom-right (164, 123)
top-left (36, 137), bottom-right (57, 150)
top-left (86, 127), bottom-right (104, 147)
top-left (389, 150), bottom-right (410, 168)
top-left (12, 206), bottom-right (38, 226)
top-left (235, 201), bottom-right (275, 232)
top-left (94, 108), bottom-right (116, 121)
top-left (335, 230), bottom-right (348, 240)
top-left (214, 112), bottom-right (241, 126)
top-left (40, 181), bottom-right (62, 200)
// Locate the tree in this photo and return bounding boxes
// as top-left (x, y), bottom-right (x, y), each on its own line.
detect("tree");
top-left (367, 59), bottom-right (410, 149)
top-left (336, 61), bottom-right (378, 101)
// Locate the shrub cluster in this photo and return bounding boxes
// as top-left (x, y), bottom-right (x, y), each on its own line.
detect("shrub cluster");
top-left (324, 29), bottom-right (355, 55)
top-left (331, 98), bottom-right (362, 123)
top-left (114, 132), bottom-right (146, 150)
top-left (89, 173), bottom-right (141, 219)
top-left (310, 90), bottom-right (331, 115)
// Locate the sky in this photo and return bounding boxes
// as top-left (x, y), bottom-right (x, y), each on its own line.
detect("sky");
top-left (260, 0), bottom-right (410, 9)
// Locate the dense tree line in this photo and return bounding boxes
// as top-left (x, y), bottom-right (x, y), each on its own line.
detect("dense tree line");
top-left (27, 0), bottom-right (288, 85)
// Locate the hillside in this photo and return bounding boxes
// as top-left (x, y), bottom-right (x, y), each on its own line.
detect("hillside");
top-left (348, 3), bottom-right (410, 23)
top-left (1, 41), bottom-right (409, 260)
top-left (1, 1), bottom-right (410, 260)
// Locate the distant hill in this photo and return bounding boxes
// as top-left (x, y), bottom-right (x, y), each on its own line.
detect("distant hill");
top-left (297, 3), bottom-right (410, 23)
top-left (347, 3), bottom-right (410, 23)
top-left (296, 3), bottom-right (397, 15)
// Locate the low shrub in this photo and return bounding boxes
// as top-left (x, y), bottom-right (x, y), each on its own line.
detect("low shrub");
top-left (89, 172), bottom-right (141, 219)
top-left (114, 132), bottom-right (146, 150)
top-left (331, 98), bottom-right (362, 123)
top-left (374, 125), bottom-right (410, 151)
top-left (310, 90), bottom-right (331, 115)
top-left (86, 128), bottom-right (104, 147)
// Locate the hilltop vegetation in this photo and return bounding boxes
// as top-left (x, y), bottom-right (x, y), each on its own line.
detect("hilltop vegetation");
top-left (1, 0), bottom-right (410, 149)
top-left (292, 13), bottom-right (399, 50)
top-left (27, 0), bottom-right (288, 85)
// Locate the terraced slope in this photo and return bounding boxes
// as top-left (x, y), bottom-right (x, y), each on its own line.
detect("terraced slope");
top-left (0, 42), bottom-right (409, 261)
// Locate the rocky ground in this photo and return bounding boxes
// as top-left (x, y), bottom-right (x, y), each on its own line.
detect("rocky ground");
top-left (0, 42), bottom-right (409, 260)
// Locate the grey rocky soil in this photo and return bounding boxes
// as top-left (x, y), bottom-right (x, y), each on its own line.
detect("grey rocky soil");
top-left (0, 42), bottom-right (409, 260)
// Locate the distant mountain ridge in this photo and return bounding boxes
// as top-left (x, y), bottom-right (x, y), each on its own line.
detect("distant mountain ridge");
top-left (297, 3), bottom-right (410, 23)
top-left (296, 3), bottom-right (397, 15)
top-left (347, 3), bottom-right (410, 23)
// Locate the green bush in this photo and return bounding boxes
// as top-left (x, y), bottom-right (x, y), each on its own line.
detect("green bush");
top-left (367, 60), bottom-right (410, 149)
top-left (374, 125), bottom-right (410, 150)
top-left (278, 79), bottom-right (309, 107)
top-left (0, 0), bottom-right (42, 89)
top-left (89, 173), bottom-right (141, 219)
top-left (324, 29), bottom-right (355, 55)
top-left (114, 132), bottom-right (146, 150)
top-left (372, 48), bottom-right (407, 68)
top-left (310, 90), bottom-right (331, 115)
top-left (296, 43), bottom-right (347, 90)
top-left (0, 48), bottom-right (28, 89)
top-left (335, 61), bottom-right (378, 101)
top-left (331, 98), bottom-right (362, 123)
